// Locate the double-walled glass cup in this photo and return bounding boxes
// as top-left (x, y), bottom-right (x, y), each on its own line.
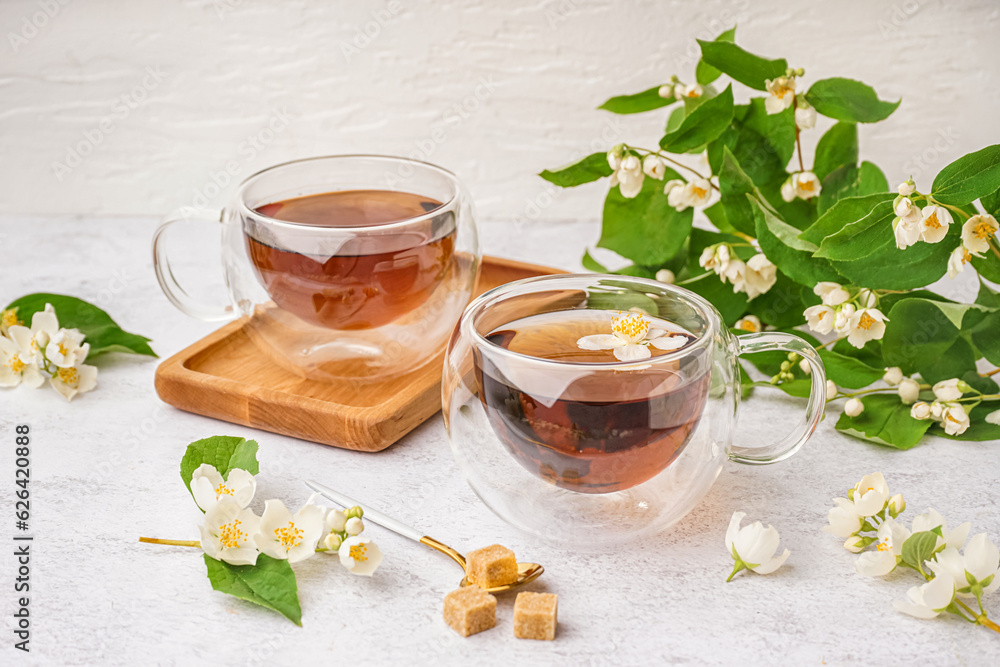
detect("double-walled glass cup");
top-left (442, 274), bottom-right (826, 549)
top-left (153, 155), bottom-right (480, 383)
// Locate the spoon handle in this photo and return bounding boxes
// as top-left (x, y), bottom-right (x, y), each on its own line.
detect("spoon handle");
top-left (305, 480), bottom-right (423, 542)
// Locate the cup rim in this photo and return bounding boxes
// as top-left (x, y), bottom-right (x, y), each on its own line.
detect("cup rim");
top-left (234, 154), bottom-right (461, 232)
top-left (464, 273), bottom-right (720, 370)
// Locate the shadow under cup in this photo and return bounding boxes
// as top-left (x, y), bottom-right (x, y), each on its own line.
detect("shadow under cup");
top-left (468, 285), bottom-right (713, 495)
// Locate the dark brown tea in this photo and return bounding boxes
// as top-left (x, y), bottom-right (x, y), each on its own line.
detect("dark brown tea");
top-left (246, 189), bottom-right (454, 330)
top-left (474, 310), bottom-right (710, 494)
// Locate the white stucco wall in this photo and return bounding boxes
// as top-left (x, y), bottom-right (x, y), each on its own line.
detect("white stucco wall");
top-left (1, 0), bottom-right (998, 223)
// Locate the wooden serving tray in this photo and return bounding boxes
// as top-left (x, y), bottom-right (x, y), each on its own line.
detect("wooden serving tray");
top-left (154, 256), bottom-right (564, 452)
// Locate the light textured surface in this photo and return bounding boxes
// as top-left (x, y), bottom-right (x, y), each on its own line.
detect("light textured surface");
top-left (1, 0), bottom-right (999, 226)
top-left (1, 214), bottom-right (1000, 665)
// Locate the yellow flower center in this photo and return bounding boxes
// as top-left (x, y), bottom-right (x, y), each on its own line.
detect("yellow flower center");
top-left (691, 185), bottom-right (707, 198)
top-left (274, 522), bottom-right (303, 550)
top-left (799, 179), bottom-right (816, 192)
top-left (8, 357), bottom-right (25, 373)
top-left (612, 311), bottom-right (649, 343)
top-left (961, 249), bottom-right (972, 264)
top-left (214, 483), bottom-right (234, 499)
top-left (1, 309), bottom-right (18, 328)
top-left (349, 543), bottom-right (369, 562)
top-left (876, 538), bottom-right (891, 552)
top-left (973, 220), bottom-right (996, 240)
top-left (218, 518), bottom-right (247, 549)
top-left (857, 312), bottom-right (876, 331)
top-left (57, 367), bottom-right (78, 384)
top-left (58, 342), bottom-right (68, 356)
top-left (739, 321), bottom-right (759, 333)
top-left (817, 310), bottom-right (827, 321)
top-left (946, 412), bottom-right (962, 424)
top-left (686, 88), bottom-right (700, 98)
top-left (924, 211), bottom-right (941, 229)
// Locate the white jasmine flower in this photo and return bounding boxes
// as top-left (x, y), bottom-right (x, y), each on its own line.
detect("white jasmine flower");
top-left (929, 400), bottom-right (944, 419)
top-left (607, 144), bottom-right (625, 171)
top-left (823, 497), bottom-right (863, 539)
top-left (846, 308), bottom-right (888, 348)
top-left (962, 214), bottom-right (999, 255)
top-left (743, 254), bottom-right (777, 300)
top-left (856, 516), bottom-right (910, 577)
top-left (799, 359), bottom-right (811, 374)
top-left (894, 196), bottom-right (922, 224)
top-left (794, 99), bottom-right (817, 130)
top-left (911, 508), bottom-right (971, 552)
top-left (657, 84), bottom-right (675, 99)
top-left (254, 498), bottom-right (327, 563)
top-left (897, 179), bottom-right (916, 197)
top-left (6, 304), bottom-right (59, 366)
top-left (0, 307), bottom-right (19, 337)
top-left (883, 367), bottom-right (904, 386)
top-left (655, 269), bottom-right (675, 284)
top-left (44, 328), bottom-right (89, 369)
top-left (345, 517), bottom-right (365, 536)
top-left (852, 472), bottom-right (890, 517)
top-left (893, 572), bottom-right (957, 619)
top-left (612, 154), bottom-right (644, 199)
top-left (324, 532), bottom-right (343, 552)
top-left (699, 244), bottom-right (731, 273)
top-left (856, 288), bottom-right (878, 308)
top-left (725, 511), bottom-right (790, 580)
top-left (898, 378), bottom-right (920, 404)
top-left (339, 536), bottom-right (383, 576)
top-left (893, 217), bottom-right (922, 250)
top-left (845, 398), bottom-right (865, 417)
top-left (764, 76), bottom-right (796, 114)
top-left (781, 171), bottom-right (821, 202)
top-left (804, 305), bottom-right (835, 335)
top-left (49, 362), bottom-right (98, 401)
top-left (919, 205), bottom-right (953, 244)
top-left (834, 303), bottom-right (856, 334)
top-left (0, 335), bottom-right (45, 389)
top-left (578, 311), bottom-right (687, 362)
top-left (734, 315), bottom-right (762, 333)
top-left (674, 83), bottom-right (703, 100)
top-left (940, 403), bottom-right (970, 436)
top-left (911, 401), bottom-right (932, 420)
top-left (986, 410), bottom-right (1000, 426)
top-left (961, 533), bottom-right (1000, 592)
top-left (947, 245), bottom-right (973, 279)
top-left (326, 508), bottom-right (348, 532)
top-left (666, 177), bottom-right (712, 211)
top-left (827, 380), bottom-right (838, 398)
top-left (199, 497), bottom-right (261, 566)
top-left (887, 494), bottom-right (906, 518)
top-left (642, 155), bottom-right (666, 180)
top-left (932, 378), bottom-right (964, 402)
top-left (191, 464), bottom-right (256, 513)
top-left (814, 282), bottom-right (850, 306)
top-left (721, 258), bottom-right (748, 293)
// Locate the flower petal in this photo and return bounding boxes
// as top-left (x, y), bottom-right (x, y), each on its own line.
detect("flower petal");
top-left (752, 548), bottom-right (790, 575)
top-left (613, 344), bottom-right (651, 362)
top-left (649, 335), bottom-right (687, 351)
top-left (577, 334), bottom-right (624, 351)
top-left (725, 512), bottom-right (746, 552)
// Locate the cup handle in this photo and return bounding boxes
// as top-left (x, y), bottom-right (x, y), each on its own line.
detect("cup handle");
top-left (152, 207), bottom-right (234, 322)
top-left (728, 331), bottom-right (826, 465)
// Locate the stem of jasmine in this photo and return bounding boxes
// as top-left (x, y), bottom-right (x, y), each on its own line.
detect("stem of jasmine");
top-left (937, 201), bottom-right (972, 220)
top-left (138, 537), bottom-right (200, 548)
top-left (792, 98), bottom-right (805, 172)
top-left (982, 368), bottom-right (1000, 378)
top-left (675, 272), bottom-right (714, 286)
top-left (954, 599), bottom-right (1000, 634)
top-left (631, 146), bottom-right (720, 191)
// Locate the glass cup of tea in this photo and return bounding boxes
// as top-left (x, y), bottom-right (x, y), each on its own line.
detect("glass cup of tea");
top-left (153, 155), bottom-right (480, 383)
top-left (442, 274), bottom-right (826, 549)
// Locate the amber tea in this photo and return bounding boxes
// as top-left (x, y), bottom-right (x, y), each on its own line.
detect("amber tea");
top-left (246, 189), bottom-right (455, 330)
top-left (474, 310), bottom-right (710, 494)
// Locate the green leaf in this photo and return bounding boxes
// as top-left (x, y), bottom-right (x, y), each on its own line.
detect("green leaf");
top-left (817, 161), bottom-right (888, 215)
top-left (881, 298), bottom-right (988, 376)
top-left (707, 99), bottom-right (794, 189)
top-left (802, 193), bottom-right (894, 244)
top-left (934, 403), bottom-right (1000, 442)
top-left (914, 336), bottom-right (977, 385)
top-left (4, 293), bottom-right (156, 359)
top-left (748, 196), bottom-right (841, 284)
top-left (659, 84), bottom-right (734, 153)
top-left (981, 186), bottom-right (1000, 217)
top-left (813, 122), bottom-right (858, 181)
top-left (901, 532), bottom-right (941, 571)
top-left (819, 348), bottom-right (884, 389)
top-left (539, 152), bottom-right (613, 187)
top-left (745, 273), bottom-right (815, 328)
top-left (598, 86), bottom-right (676, 115)
top-left (971, 310), bottom-right (1000, 366)
top-left (805, 78), bottom-right (900, 123)
top-left (718, 148), bottom-right (758, 236)
top-left (180, 436), bottom-right (260, 499)
top-left (972, 251), bottom-right (1000, 283)
top-left (597, 169), bottom-right (693, 265)
top-left (703, 200), bottom-right (737, 234)
top-left (203, 554), bottom-right (302, 626)
top-left (931, 144), bottom-right (1000, 206)
top-left (695, 26), bottom-right (737, 85)
top-left (835, 394), bottom-right (933, 449)
top-left (696, 40), bottom-right (787, 91)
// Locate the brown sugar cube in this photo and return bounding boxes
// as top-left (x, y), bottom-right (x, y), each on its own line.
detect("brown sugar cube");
top-left (466, 544), bottom-right (518, 588)
top-left (443, 586), bottom-right (497, 637)
top-left (513, 592), bottom-right (558, 641)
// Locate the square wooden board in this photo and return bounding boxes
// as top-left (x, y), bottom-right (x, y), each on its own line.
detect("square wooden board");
top-left (154, 256), bottom-right (564, 451)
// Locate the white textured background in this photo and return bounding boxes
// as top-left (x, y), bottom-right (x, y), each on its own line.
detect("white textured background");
top-left (1, 0), bottom-right (999, 226)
